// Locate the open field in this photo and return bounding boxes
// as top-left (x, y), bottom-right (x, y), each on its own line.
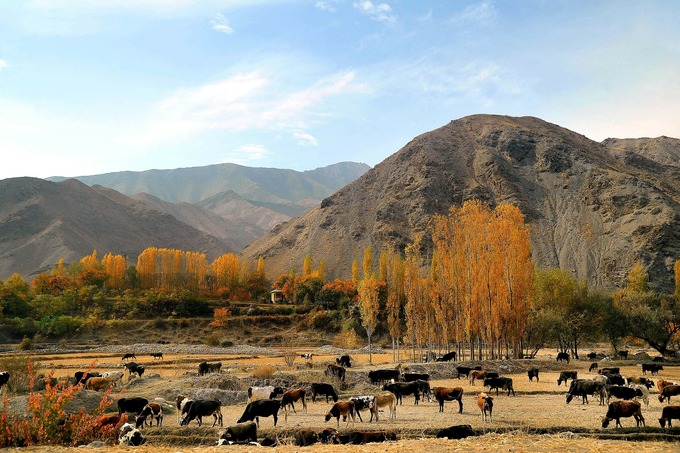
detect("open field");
top-left (3, 346), bottom-right (680, 451)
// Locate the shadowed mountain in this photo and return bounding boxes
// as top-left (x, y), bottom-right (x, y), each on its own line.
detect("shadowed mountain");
top-left (240, 115), bottom-right (680, 292)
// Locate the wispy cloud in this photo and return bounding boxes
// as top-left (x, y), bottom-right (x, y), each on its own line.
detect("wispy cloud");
top-left (315, 1), bottom-right (338, 13)
top-left (453, 1), bottom-right (497, 25)
top-left (0, 59), bottom-right (8, 70)
top-left (222, 144), bottom-right (269, 165)
top-left (353, 1), bottom-right (395, 24)
top-left (293, 130), bottom-right (318, 146)
top-left (211, 12), bottom-right (233, 34)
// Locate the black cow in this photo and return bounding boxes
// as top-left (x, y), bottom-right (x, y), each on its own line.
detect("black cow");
top-left (368, 368), bottom-right (401, 385)
top-left (455, 366), bottom-right (481, 379)
top-left (122, 353), bottom-right (136, 361)
top-left (642, 363), bottom-right (663, 375)
top-left (436, 351), bottom-right (457, 362)
top-left (587, 352), bottom-right (597, 360)
top-left (216, 421), bottom-right (257, 445)
top-left (527, 368), bottom-right (539, 382)
top-left (436, 424), bottom-right (474, 439)
top-left (557, 371), bottom-right (578, 386)
top-left (197, 361), bottom-right (221, 376)
top-left (294, 428), bottom-right (337, 446)
top-left (74, 371), bottom-right (100, 385)
top-left (0, 372), bottom-right (9, 390)
top-left (617, 350), bottom-right (629, 360)
top-left (123, 362), bottom-right (145, 378)
top-left (606, 374), bottom-right (625, 386)
top-left (336, 355), bottom-right (352, 367)
top-left (566, 379), bottom-right (604, 405)
top-left (237, 399), bottom-right (280, 427)
top-left (600, 367), bottom-right (620, 375)
top-left (653, 356), bottom-right (665, 363)
top-left (589, 362), bottom-right (598, 372)
top-left (602, 385), bottom-right (643, 404)
top-left (556, 352), bottom-right (570, 363)
top-left (117, 397), bottom-right (149, 416)
top-left (415, 379), bottom-right (432, 402)
top-left (483, 377), bottom-right (515, 396)
top-left (180, 399), bottom-right (223, 427)
top-left (403, 372), bottom-right (429, 382)
top-left (150, 352), bottom-right (163, 360)
top-left (333, 430), bottom-right (397, 444)
top-left (311, 383), bottom-right (338, 403)
top-left (382, 382), bottom-right (421, 405)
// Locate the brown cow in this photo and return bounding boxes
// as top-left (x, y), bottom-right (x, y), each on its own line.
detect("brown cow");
top-left (282, 389), bottom-right (307, 421)
top-left (469, 370), bottom-right (487, 386)
top-left (371, 391), bottom-right (396, 421)
top-left (477, 392), bottom-right (493, 423)
top-left (657, 379), bottom-right (675, 393)
top-left (85, 377), bottom-right (113, 392)
top-left (658, 385), bottom-right (680, 404)
top-left (325, 401), bottom-right (356, 428)
top-left (601, 401), bottom-right (644, 428)
top-left (433, 387), bottom-right (463, 413)
top-left (659, 405), bottom-right (680, 428)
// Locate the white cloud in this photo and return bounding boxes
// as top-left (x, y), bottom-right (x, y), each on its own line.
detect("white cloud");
top-left (452, 1), bottom-right (497, 25)
top-left (221, 144), bottom-right (269, 165)
top-left (211, 12), bottom-right (233, 34)
top-left (0, 59), bottom-right (8, 70)
top-left (315, 1), bottom-right (337, 13)
top-left (353, 1), bottom-right (395, 24)
top-left (293, 130), bottom-right (318, 146)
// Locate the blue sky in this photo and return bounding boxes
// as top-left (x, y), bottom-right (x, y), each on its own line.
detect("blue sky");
top-left (1, 1), bottom-right (678, 180)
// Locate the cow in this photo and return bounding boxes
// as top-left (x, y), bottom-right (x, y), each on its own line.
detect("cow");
top-left (247, 386), bottom-right (284, 402)
top-left (455, 366), bottom-right (481, 379)
top-left (121, 353), bottom-right (136, 361)
top-left (415, 379), bottom-right (432, 402)
top-left (336, 355), bottom-right (352, 367)
top-left (368, 368), bottom-right (401, 385)
top-left (557, 371), bottom-right (578, 386)
top-left (95, 415), bottom-right (121, 431)
top-left (349, 396), bottom-right (374, 422)
top-left (556, 352), bottom-right (570, 363)
top-left (483, 377), bottom-right (515, 396)
top-left (150, 352), bottom-right (164, 360)
top-left (626, 376), bottom-right (654, 389)
top-left (237, 399), bottom-right (280, 427)
top-left (469, 370), bottom-right (487, 385)
top-left (301, 353), bottom-right (314, 361)
top-left (642, 363), bottom-right (663, 375)
top-left (566, 379), bottom-right (604, 405)
top-left (602, 385), bottom-right (643, 405)
top-left (294, 428), bottom-right (337, 446)
top-left (135, 403), bottom-right (163, 429)
top-left (333, 430), bottom-right (397, 444)
top-left (433, 386), bottom-right (463, 413)
top-left (176, 395), bottom-right (192, 425)
top-left (197, 361), bottom-right (222, 376)
top-left (123, 362), bottom-right (145, 378)
top-left (629, 384), bottom-right (650, 407)
top-left (403, 372), bottom-right (429, 382)
top-left (659, 405), bottom-right (680, 428)
top-left (658, 384), bottom-right (680, 404)
top-left (478, 393), bottom-right (493, 423)
top-left (527, 368), bottom-right (539, 382)
top-left (181, 399), bottom-right (223, 427)
top-left (325, 401), bottom-right (356, 428)
top-left (311, 383), bottom-right (338, 403)
top-left (436, 424), bottom-right (474, 439)
top-left (589, 362), bottom-right (598, 372)
top-left (606, 374), bottom-right (625, 386)
top-left (84, 377), bottom-right (113, 392)
top-left (281, 388), bottom-right (307, 415)
top-left (657, 379), bottom-right (676, 393)
top-left (73, 371), bottom-right (100, 386)
top-left (587, 352), bottom-right (597, 360)
top-left (436, 351), bottom-right (457, 362)
top-left (617, 350), bottom-right (629, 360)
top-left (371, 391), bottom-right (396, 421)
top-left (382, 381), bottom-right (420, 405)
top-left (118, 397), bottom-right (149, 417)
top-left (101, 371), bottom-right (124, 389)
top-left (325, 364), bottom-right (346, 381)
top-left (600, 367), bottom-right (620, 375)
top-left (119, 423), bottom-right (145, 446)
top-left (601, 401), bottom-right (644, 428)
top-left (216, 421), bottom-right (257, 445)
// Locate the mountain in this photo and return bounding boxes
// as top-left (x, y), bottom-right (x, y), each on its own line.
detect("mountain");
top-left (240, 115), bottom-right (680, 292)
top-left (0, 178), bottom-right (230, 280)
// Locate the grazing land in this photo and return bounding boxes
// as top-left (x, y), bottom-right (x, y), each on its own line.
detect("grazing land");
top-left (3, 345), bottom-right (680, 451)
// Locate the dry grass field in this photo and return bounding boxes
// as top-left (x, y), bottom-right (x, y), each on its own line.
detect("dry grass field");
top-left (5, 347), bottom-right (680, 451)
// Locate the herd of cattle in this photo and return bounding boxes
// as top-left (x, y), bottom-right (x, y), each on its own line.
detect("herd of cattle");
top-left (1, 351), bottom-right (679, 446)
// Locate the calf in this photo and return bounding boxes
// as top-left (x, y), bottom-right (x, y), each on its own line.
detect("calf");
top-left (336, 355), bottom-right (352, 368)
top-left (371, 391), bottom-right (396, 421)
top-left (349, 396), bottom-right (374, 422)
top-left (589, 362), bottom-right (598, 372)
top-left (642, 363), bottom-right (663, 375)
top-left (217, 421), bottom-right (257, 445)
top-left (556, 352), bottom-right (570, 363)
top-left (118, 397), bottom-right (150, 416)
top-left (557, 371), bottom-right (578, 386)
top-left (455, 365), bottom-right (481, 379)
top-left (281, 388), bottom-right (307, 415)
top-left (436, 424), bottom-right (474, 439)
top-left (135, 403), bottom-right (163, 429)
top-left (469, 370), bottom-right (487, 385)
top-left (119, 423), bottom-right (145, 446)
top-left (74, 371), bottom-right (100, 386)
top-left (181, 399), bottom-right (223, 427)
top-left (617, 350), bottom-right (629, 360)
top-left (150, 352), bottom-right (164, 360)
top-left (382, 382), bottom-right (420, 405)
top-left (84, 377), bottom-right (112, 392)
top-left (527, 368), bottom-right (539, 382)
top-left (403, 372), bottom-right (429, 382)
top-left (325, 364), bottom-right (346, 381)
top-left (311, 383), bottom-right (338, 403)
top-left (121, 353), bottom-right (136, 361)
top-left (601, 401), bottom-right (644, 428)
top-left (483, 377), bottom-right (515, 396)
top-left (477, 393), bottom-right (493, 423)
top-left (657, 379), bottom-right (676, 393)
top-left (433, 386), bottom-right (464, 413)
top-left (197, 361), bottom-right (222, 376)
top-left (325, 401), bottom-right (356, 428)
top-left (566, 379), bottom-right (603, 405)
top-left (101, 371), bottom-right (124, 389)
top-left (237, 399), bottom-right (280, 427)
top-left (436, 351), bottom-right (457, 362)
top-left (659, 405), bottom-right (680, 428)
top-left (247, 386), bottom-right (284, 402)
top-left (587, 352), bottom-right (597, 360)
top-left (602, 385), bottom-right (642, 405)
top-left (333, 430), bottom-right (397, 444)
top-left (658, 385), bottom-right (680, 404)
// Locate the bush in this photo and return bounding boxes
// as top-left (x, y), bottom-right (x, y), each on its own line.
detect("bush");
top-left (0, 355), bottom-right (41, 394)
top-left (220, 339), bottom-right (234, 347)
top-left (37, 315), bottom-right (83, 337)
top-left (252, 364), bottom-right (275, 379)
top-left (204, 332), bottom-right (221, 347)
top-left (17, 336), bottom-right (33, 351)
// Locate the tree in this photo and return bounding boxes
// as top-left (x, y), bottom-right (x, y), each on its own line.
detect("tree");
top-left (616, 291), bottom-right (680, 356)
top-left (303, 254), bottom-right (313, 277)
top-left (351, 260), bottom-right (359, 285)
top-left (363, 246), bottom-right (373, 279)
top-left (627, 260), bottom-right (649, 293)
top-left (358, 273), bottom-right (384, 364)
top-left (675, 260), bottom-right (680, 301)
top-left (210, 307), bottom-right (231, 328)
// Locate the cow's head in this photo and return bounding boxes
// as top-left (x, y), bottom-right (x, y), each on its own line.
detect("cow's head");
top-left (601, 417), bottom-right (611, 428)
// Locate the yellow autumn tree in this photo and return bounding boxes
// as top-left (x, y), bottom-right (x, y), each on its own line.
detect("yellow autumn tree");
top-left (358, 273), bottom-right (384, 364)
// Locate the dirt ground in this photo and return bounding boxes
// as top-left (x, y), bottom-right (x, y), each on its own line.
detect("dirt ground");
top-left (4, 347), bottom-right (680, 451)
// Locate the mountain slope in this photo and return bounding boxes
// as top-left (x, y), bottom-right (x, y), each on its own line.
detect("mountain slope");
top-left (240, 115), bottom-right (680, 292)
top-left (0, 178), bottom-right (230, 279)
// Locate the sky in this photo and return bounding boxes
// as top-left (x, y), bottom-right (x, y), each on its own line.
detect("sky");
top-left (1, 1), bottom-right (679, 180)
